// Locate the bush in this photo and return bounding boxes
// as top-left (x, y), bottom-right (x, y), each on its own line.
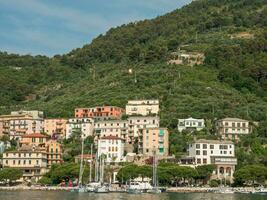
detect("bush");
top-left (209, 179), bottom-right (220, 187)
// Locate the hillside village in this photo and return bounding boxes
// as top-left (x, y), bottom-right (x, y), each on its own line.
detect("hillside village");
top-left (0, 99), bottom-right (258, 186)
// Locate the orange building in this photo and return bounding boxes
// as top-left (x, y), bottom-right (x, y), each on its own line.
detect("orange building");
top-left (44, 118), bottom-right (67, 139)
top-left (75, 106), bottom-right (124, 120)
top-left (45, 140), bottom-right (63, 167)
top-left (20, 133), bottom-right (49, 146)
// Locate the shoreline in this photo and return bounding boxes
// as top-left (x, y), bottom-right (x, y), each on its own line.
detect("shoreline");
top-left (0, 186), bottom-right (258, 193)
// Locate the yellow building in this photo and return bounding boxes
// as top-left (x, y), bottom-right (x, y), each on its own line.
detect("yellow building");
top-left (45, 140), bottom-right (63, 167)
top-left (138, 128), bottom-right (169, 157)
top-left (20, 133), bottom-right (49, 146)
top-left (2, 145), bottom-right (48, 182)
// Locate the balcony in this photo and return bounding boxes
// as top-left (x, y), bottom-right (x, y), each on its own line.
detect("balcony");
top-left (211, 157), bottom-right (237, 165)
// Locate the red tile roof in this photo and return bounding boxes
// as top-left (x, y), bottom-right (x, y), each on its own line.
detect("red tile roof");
top-left (21, 133), bottom-right (49, 138)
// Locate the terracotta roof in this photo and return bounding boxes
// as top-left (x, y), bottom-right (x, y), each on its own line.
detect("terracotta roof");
top-left (22, 133), bottom-right (49, 138)
top-left (100, 136), bottom-right (125, 140)
top-left (75, 154), bottom-right (95, 159)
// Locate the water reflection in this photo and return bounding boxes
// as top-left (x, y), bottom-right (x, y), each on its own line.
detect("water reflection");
top-left (0, 191), bottom-right (266, 200)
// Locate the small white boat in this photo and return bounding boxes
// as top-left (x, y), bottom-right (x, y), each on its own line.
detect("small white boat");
top-left (95, 185), bottom-right (109, 193)
top-left (253, 187), bottom-right (267, 194)
top-left (215, 187), bottom-right (235, 194)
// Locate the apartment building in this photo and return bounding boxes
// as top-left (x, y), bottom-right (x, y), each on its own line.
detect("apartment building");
top-left (180, 139), bottom-right (237, 182)
top-left (138, 128), bottom-right (169, 157)
top-left (216, 118), bottom-right (250, 140)
top-left (66, 118), bottom-right (94, 139)
top-left (20, 133), bottom-right (49, 147)
top-left (94, 120), bottom-right (128, 140)
top-left (44, 118), bottom-right (67, 139)
top-left (9, 117), bottom-right (44, 140)
top-left (97, 136), bottom-right (125, 163)
top-left (45, 140), bottom-right (63, 167)
top-left (177, 117), bottom-right (205, 132)
top-left (2, 145), bottom-right (49, 181)
top-left (0, 110), bottom-right (44, 139)
top-left (126, 100), bottom-right (159, 116)
top-left (75, 106), bottom-right (124, 120)
top-left (0, 114), bottom-right (33, 137)
top-left (128, 116), bottom-right (160, 143)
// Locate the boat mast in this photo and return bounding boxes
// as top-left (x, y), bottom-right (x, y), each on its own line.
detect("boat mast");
top-left (78, 136), bottom-right (84, 186)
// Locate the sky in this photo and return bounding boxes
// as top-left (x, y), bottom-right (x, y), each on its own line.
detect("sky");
top-left (0, 0), bottom-right (191, 56)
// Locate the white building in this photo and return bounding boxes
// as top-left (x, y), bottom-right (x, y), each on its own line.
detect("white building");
top-left (177, 117), bottom-right (205, 132)
top-left (97, 136), bottom-right (125, 163)
top-left (66, 118), bottom-right (94, 139)
top-left (9, 118), bottom-right (44, 140)
top-left (181, 139), bottom-right (237, 182)
top-left (126, 100), bottom-right (159, 116)
top-left (128, 116), bottom-right (160, 143)
top-left (94, 120), bottom-right (128, 140)
top-left (216, 118), bottom-right (250, 140)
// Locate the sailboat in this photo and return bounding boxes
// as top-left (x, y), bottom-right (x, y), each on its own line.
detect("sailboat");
top-left (71, 136), bottom-right (87, 193)
top-left (147, 150), bottom-right (161, 194)
top-left (94, 155), bottom-right (109, 193)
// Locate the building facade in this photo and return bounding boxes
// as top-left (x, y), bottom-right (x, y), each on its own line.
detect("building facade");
top-left (10, 110), bottom-right (44, 119)
top-left (44, 118), bottom-right (67, 139)
top-left (97, 136), bottom-right (125, 163)
top-left (128, 116), bottom-right (160, 143)
top-left (45, 140), bottom-right (63, 168)
top-left (94, 120), bottom-right (128, 140)
top-left (2, 146), bottom-right (49, 181)
top-left (75, 106), bottom-right (124, 120)
top-left (138, 128), bottom-right (169, 157)
top-left (20, 133), bottom-right (49, 147)
top-left (177, 117), bottom-right (205, 132)
top-left (126, 100), bottom-right (159, 116)
top-left (181, 139), bottom-right (237, 182)
top-left (66, 118), bottom-right (94, 139)
top-left (9, 118), bottom-right (44, 140)
top-left (216, 118), bottom-right (250, 140)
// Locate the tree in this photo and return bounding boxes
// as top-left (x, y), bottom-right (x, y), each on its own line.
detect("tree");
top-left (195, 165), bottom-right (216, 185)
top-left (234, 165), bottom-right (267, 186)
top-left (0, 168), bottom-right (23, 185)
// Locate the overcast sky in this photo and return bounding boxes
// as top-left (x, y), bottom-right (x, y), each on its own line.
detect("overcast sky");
top-left (0, 0), bottom-right (191, 56)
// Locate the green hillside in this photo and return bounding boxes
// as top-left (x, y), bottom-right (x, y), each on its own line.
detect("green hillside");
top-left (0, 0), bottom-right (267, 168)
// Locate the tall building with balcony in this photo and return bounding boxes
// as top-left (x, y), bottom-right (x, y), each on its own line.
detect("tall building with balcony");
top-left (66, 118), bottom-right (94, 139)
top-left (44, 118), bottom-right (67, 139)
top-left (94, 120), bottom-right (128, 141)
top-left (180, 139), bottom-right (237, 182)
top-left (45, 140), bottom-right (63, 168)
top-left (177, 117), bottom-right (205, 132)
top-left (9, 117), bottom-right (44, 140)
top-left (126, 100), bottom-right (159, 116)
top-left (0, 110), bottom-right (44, 139)
top-left (216, 118), bottom-right (250, 140)
top-left (75, 106), bottom-right (124, 120)
top-left (2, 145), bottom-right (49, 182)
top-left (97, 136), bottom-right (125, 163)
top-left (128, 116), bottom-right (160, 144)
top-left (138, 128), bottom-right (169, 157)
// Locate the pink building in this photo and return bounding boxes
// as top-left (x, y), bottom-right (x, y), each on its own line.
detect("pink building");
top-left (75, 106), bottom-right (124, 120)
top-left (44, 118), bottom-right (67, 139)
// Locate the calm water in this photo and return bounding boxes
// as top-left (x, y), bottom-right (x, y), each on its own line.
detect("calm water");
top-left (0, 191), bottom-right (266, 200)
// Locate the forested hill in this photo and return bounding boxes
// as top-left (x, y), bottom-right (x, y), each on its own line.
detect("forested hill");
top-left (0, 0), bottom-right (266, 129)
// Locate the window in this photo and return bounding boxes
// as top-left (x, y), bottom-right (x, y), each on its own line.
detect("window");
top-left (18, 160), bottom-right (21, 165)
top-left (203, 144), bottom-right (207, 149)
top-left (197, 159), bottom-right (201, 164)
top-left (211, 150), bottom-right (213, 154)
top-left (36, 160), bottom-right (39, 165)
top-left (196, 144), bottom-right (200, 149)
top-left (29, 160), bottom-right (31, 165)
top-left (203, 158), bottom-right (207, 164)
top-left (210, 145), bottom-right (214, 149)
top-left (196, 150), bottom-right (200, 155)
top-left (23, 160), bottom-right (26, 165)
